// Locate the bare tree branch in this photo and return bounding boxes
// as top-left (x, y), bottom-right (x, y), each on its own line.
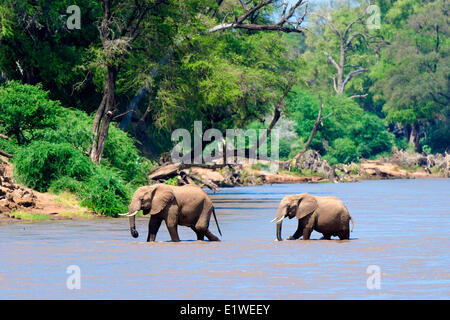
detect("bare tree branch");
top-left (341, 68), bottom-right (368, 89)
top-left (323, 51), bottom-right (340, 71)
top-left (349, 94), bottom-right (368, 99)
top-left (291, 94), bottom-right (331, 165)
top-left (209, 0), bottom-right (308, 33)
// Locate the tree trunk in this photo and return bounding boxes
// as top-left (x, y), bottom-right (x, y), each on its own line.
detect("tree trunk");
top-left (409, 123), bottom-right (421, 153)
top-left (89, 66), bottom-right (118, 163)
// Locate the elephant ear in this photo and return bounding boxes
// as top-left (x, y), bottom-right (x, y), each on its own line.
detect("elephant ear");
top-left (150, 185), bottom-right (175, 215)
top-left (295, 193), bottom-right (318, 220)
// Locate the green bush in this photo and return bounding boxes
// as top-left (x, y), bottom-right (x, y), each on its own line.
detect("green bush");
top-left (279, 138), bottom-right (292, 160)
top-left (49, 176), bottom-right (84, 195)
top-left (0, 81), bottom-right (60, 145)
top-left (79, 166), bottom-right (131, 217)
top-left (285, 88), bottom-right (393, 163)
top-left (326, 138), bottom-right (360, 165)
top-left (0, 82), bottom-right (152, 216)
top-left (102, 125), bottom-right (153, 185)
top-left (14, 141), bottom-right (93, 192)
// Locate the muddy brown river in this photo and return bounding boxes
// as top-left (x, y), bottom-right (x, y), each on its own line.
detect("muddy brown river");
top-left (1, 179), bottom-right (449, 299)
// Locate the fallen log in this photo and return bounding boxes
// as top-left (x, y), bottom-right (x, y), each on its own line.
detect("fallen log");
top-left (0, 134), bottom-right (13, 158)
top-left (0, 150), bottom-right (13, 159)
top-left (148, 162), bottom-right (223, 192)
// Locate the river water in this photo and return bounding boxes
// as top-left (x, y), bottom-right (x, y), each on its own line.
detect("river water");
top-left (0, 179), bottom-right (449, 299)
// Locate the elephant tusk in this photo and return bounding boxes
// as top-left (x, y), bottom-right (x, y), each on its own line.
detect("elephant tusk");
top-left (118, 212), bottom-right (129, 216)
top-left (276, 216), bottom-right (285, 223)
top-left (270, 217), bottom-right (278, 223)
top-left (125, 211), bottom-right (138, 217)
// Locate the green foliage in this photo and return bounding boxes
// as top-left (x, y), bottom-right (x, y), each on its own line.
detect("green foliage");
top-left (251, 163), bottom-right (270, 171)
top-left (0, 81), bottom-right (60, 144)
top-left (420, 117), bottom-right (450, 153)
top-left (14, 141), bottom-right (93, 192)
top-left (286, 88), bottom-right (393, 164)
top-left (422, 145), bottom-right (432, 155)
top-left (2, 82), bottom-right (151, 216)
top-left (49, 176), bottom-right (84, 195)
top-left (102, 125), bottom-right (153, 185)
top-left (79, 167), bottom-right (130, 217)
top-left (0, 0), bottom-right (102, 111)
top-left (164, 177), bottom-right (178, 186)
top-left (325, 138), bottom-right (359, 165)
top-left (371, 0), bottom-right (449, 151)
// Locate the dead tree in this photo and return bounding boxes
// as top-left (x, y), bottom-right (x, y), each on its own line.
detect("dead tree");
top-left (315, 11), bottom-right (371, 96)
top-left (291, 94), bottom-right (333, 167)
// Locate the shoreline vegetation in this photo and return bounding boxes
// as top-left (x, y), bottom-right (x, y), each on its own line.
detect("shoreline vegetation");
top-left (1, 148), bottom-right (448, 224)
top-left (0, 1), bottom-right (448, 224)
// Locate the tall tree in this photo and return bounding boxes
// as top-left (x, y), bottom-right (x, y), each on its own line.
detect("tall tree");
top-left (371, 0), bottom-right (449, 152)
top-left (302, 1), bottom-right (381, 98)
top-left (89, 0), bottom-right (309, 163)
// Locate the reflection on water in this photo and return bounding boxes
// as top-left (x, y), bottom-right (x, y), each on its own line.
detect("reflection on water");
top-left (0, 179), bottom-right (449, 299)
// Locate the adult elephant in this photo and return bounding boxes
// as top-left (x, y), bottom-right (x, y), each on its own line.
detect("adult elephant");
top-left (122, 183), bottom-right (222, 242)
top-left (272, 193), bottom-right (354, 241)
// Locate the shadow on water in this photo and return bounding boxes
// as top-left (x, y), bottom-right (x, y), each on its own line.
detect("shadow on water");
top-left (0, 179), bottom-right (449, 299)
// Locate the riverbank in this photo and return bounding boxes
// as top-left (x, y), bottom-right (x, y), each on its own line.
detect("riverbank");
top-left (148, 149), bottom-right (450, 189)
top-left (0, 156), bottom-right (95, 224)
top-left (1, 149), bottom-right (449, 223)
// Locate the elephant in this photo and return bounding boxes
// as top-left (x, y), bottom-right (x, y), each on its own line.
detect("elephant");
top-left (122, 183), bottom-right (222, 242)
top-left (272, 193), bottom-right (354, 241)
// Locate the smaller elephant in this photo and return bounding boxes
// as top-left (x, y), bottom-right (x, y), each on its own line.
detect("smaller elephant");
top-left (121, 183), bottom-right (222, 242)
top-left (272, 193), bottom-right (354, 241)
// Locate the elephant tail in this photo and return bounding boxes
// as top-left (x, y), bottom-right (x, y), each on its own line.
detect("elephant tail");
top-left (212, 207), bottom-right (222, 237)
top-left (350, 215), bottom-right (354, 232)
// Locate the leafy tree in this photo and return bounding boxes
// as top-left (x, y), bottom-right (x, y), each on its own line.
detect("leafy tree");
top-left (285, 87), bottom-right (393, 164)
top-left (0, 81), bottom-right (60, 144)
top-left (371, 0), bottom-right (449, 152)
top-left (0, 0), bottom-right (102, 111)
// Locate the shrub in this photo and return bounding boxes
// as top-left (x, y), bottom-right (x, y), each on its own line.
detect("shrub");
top-left (326, 138), bottom-right (360, 164)
top-left (79, 166), bottom-right (130, 217)
top-left (49, 176), bottom-right (84, 195)
top-left (286, 88), bottom-right (394, 163)
top-left (2, 82), bottom-right (150, 217)
top-left (102, 125), bottom-right (153, 186)
top-left (14, 141), bottom-right (93, 192)
top-left (0, 81), bottom-right (61, 145)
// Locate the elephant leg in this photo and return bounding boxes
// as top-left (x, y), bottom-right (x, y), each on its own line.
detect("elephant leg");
top-left (288, 220), bottom-right (303, 240)
top-left (204, 229), bottom-right (220, 241)
top-left (147, 216), bottom-right (162, 242)
top-left (322, 233), bottom-right (331, 240)
top-left (302, 228), bottom-right (312, 240)
top-left (190, 226), bottom-right (205, 241)
top-left (166, 223), bottom-right (180, 242)
top-left (165, 205), bottom-right (180, 242)
top-left (338, 228), bottom-right (350, 240)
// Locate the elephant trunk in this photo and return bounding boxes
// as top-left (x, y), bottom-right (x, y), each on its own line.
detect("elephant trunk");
top-left (275, 206), bottom-right (287, 241)
top-left (276, 222), bottom-right (283, 241)
top-left (129, 215), bottom-right (139, 238)
top-left (127, 198), bottom-right (141, 238)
